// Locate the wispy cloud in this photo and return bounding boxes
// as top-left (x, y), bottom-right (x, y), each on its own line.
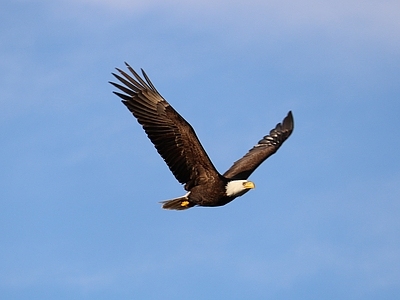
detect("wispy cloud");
top-left (69, 0), bottom-right (400, 43)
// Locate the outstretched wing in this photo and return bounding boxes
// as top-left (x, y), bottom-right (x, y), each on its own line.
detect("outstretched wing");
top-left (110, 63), bottom-right (220, 190)
top-left (223, 111), bottom-right (294, 180)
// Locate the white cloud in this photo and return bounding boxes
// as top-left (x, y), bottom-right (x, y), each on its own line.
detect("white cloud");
top-left (71, 0), bottom-right (400, 42)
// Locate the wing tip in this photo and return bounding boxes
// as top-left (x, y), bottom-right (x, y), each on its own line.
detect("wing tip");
top-left (283, 110), bottom-right (294, 132)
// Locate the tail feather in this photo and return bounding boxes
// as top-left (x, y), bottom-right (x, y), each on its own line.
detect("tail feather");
top-left (160, 194), bottom-right (195, 210)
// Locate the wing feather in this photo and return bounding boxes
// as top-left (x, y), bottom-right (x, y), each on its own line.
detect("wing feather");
top-left (110, 63), bottom-right (220, 189)
top-left (223, 111), bottom-right (294, 180)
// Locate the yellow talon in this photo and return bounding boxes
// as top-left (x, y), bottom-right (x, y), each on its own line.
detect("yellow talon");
top-left (181, 200), bottom-right (190, 207)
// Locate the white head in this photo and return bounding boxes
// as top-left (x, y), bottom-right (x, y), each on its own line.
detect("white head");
top-left (226, 180), bottom-right (255, 197)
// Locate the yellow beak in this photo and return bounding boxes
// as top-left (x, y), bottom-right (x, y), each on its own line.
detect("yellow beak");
top-left (243, 181), bottom-right (255, 189)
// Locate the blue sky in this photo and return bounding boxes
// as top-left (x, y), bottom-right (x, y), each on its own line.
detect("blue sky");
top-left (1, 0), bottom-right (399, 299)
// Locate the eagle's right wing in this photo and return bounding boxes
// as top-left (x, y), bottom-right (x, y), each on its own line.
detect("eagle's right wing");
top-left (223, 111), bottom-right (294, 180)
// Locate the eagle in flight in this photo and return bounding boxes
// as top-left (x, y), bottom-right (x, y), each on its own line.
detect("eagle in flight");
top-left (110, 63), bottom-right (294, 210)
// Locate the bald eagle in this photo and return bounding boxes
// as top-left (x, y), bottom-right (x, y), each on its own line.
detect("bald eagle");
top-left (110, 63), bottom-right (294, 210)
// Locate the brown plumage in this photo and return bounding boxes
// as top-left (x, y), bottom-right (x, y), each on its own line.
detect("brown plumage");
top-left (110, 63), bottom-right (294, 210)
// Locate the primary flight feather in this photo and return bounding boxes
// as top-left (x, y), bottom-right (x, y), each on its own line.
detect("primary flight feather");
top-left (110, 63), bottom-right (294, 210)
